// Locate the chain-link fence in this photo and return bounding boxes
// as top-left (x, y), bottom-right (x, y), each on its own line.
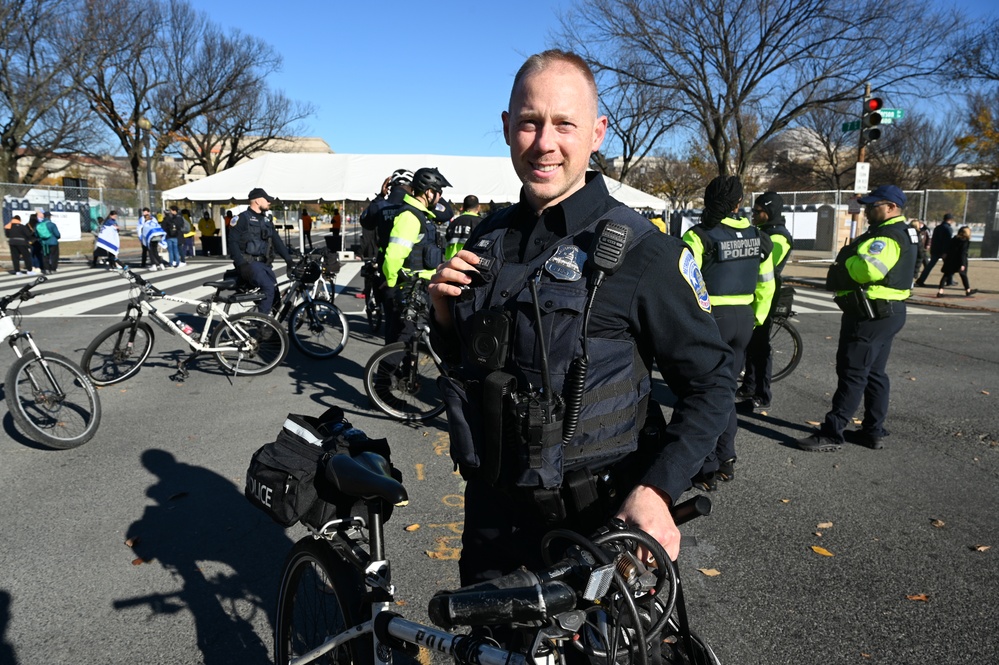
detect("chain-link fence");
top-left (2, 180), bottom-right (164, 238)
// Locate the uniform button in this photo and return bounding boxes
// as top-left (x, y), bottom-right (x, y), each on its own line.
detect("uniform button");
top-left (545, 300), bottom-right (554, 308)
top-left (501, 290), bottom-right (510, 298)
top-left (534, 238), bottom-right (543, 245)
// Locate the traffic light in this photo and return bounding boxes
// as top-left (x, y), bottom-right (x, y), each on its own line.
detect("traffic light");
top-left (861, 97), bottom-right (883, 148)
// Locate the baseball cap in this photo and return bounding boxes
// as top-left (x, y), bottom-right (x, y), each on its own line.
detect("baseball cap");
top-left (248, 187), bottom-right (274, 202)
top-left (858, 185), bottom-right (906, 208)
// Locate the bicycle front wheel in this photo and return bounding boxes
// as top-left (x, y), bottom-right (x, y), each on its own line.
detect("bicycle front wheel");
top-left (274, 538), bottom-right (369, 665)
top-left (81, 320), bottom-right (155, 386)
top-left (364, 341), bottom-right (445, 421)
top-left (5, 352), bottom-right (102, 449)
top-left (211, 312), bottom-right (288, 375)
top-left (770, 318), bottom-right (803, 382)
top-left (289, 300), bottom-right (349, 359)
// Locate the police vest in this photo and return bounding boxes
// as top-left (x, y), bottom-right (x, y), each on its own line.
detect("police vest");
top-left (237, 212), bottom-right (273, 259)
top-left (396, 203), bottom-right (444, 272)
top-left (446, 213), bottom-right (479, 247)
top-left (442, 205), bottom-right (656, 491)
top-left (827, 219), bottom-right (918, 296)
top-left (762, 224), bottom-right (792, 276)
top-left (689, 219), bottom-right (765, 297)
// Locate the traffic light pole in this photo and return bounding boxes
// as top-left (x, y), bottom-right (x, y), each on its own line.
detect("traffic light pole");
top-left (857, 82), bottom-right (871, 163)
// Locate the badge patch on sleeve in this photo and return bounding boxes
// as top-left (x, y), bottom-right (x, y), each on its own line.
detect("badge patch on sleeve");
top-left (680, 249), bottom-right (711, 313)
top-left (868, 240), bottom-right (886, 255)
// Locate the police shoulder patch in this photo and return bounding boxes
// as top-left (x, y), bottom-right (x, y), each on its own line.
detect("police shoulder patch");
top-left (680, 249), bottom-right (711, 313)
top-left (868, 240), bottom-right (887, 255)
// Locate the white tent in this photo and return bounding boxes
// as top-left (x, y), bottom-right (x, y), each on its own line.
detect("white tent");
top-left (162, 153), bottom-right (668, 209)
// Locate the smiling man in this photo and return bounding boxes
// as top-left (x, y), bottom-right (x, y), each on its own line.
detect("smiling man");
top-left (429, 50), bottom-right (734, 586)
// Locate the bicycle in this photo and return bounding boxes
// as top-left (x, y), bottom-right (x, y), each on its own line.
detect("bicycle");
top-left (1, 276), bottom-right (101, 449)
top-left (363, 276), bottom-right (445, 422)
top-left (769, 286), bottom-right (803, 382)
top-left (269, 251), bottom-right (349, 359)
top-left (358, 257), bottom-right (384, 334)
top-left (80, 261), bottom-right (289, 385)
top-left (273, 449), bottom-right (719, 665)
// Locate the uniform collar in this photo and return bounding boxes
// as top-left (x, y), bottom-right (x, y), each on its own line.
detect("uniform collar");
top-left (517, 172), bottom-right (611, 237)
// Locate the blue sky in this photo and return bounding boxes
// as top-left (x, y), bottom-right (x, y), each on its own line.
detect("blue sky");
top-left (191, 0), bottom-right (995, 158)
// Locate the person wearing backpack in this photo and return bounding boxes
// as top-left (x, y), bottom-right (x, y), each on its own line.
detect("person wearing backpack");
top-left (35, 211), bottom-right (61, 274)
top-left (162, 205), bottom-right (185, 268)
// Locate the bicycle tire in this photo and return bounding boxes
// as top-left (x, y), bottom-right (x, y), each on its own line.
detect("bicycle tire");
top-left (211, 312), bottom-right (288, 375)
top-left (5, 351), bottom-right (102, 449)
top-left (288, 300), bottom-right (349, 359)
top-left (770, 318), bottom-right (803, 382)
top-left (81, 320), bottom-right (155, 386)
top-left (274, 538), bottom-right (370, 665)
top-left (366, 298), bottom-right (382, 335)
top-left (364, 341), bottom-right (445, 421)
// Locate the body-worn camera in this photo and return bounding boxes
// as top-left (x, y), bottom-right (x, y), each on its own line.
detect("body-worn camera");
top-left (468, 309), bottom-right (510, 370)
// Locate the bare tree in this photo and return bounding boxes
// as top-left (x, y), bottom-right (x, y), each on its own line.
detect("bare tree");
top-left (957, 89), bottom-right (999, 186)
top-left (756, 101), bottom-right (859, 190)
top-left (589, 73), bottom-right (682, 183)
top-left (557, 0), bottom-right (963, 178)
top-left (177, 88), bottom-right (314, 177)
top-left (0, 0), bottom-right (104, 184)
top-left (868, 112), bottom-right (965, 189)
top-left (958, 18), bottom-right (999, 82)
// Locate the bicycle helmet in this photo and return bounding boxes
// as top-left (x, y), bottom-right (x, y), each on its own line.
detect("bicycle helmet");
top-left (411, 167), bottom-right (452, 195)
top-left (389, 169), bottom-right (413, 187)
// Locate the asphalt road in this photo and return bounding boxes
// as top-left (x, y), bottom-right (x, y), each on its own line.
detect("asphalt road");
top-left (0, 286), bottom-right (996, 665)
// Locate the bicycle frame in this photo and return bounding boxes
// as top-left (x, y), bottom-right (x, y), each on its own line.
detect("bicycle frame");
top-left (1, 279), bottom-right (67, 397)
top-left (123, 290), bottom-right (260, 355)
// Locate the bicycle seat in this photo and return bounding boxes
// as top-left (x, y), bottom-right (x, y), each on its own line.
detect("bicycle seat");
top-left (204, 278), bottom-right (238, 290)
top-left (214, 290), bottom-right (266, 304)
top-left (327, 452), bottom-right (408, 506)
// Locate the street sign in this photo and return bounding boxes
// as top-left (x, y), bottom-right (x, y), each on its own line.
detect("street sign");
top-left (880, 108), bottom-right (904, 120)
top-left (853, 162), bottom-right (871, 194)
top-left (842, 120), bottom-right (861, 133)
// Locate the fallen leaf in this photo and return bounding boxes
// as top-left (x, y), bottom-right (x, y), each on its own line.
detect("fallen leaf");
top-left (404, 524), bottom-right (420, 532)
top-left (697, 568), bottom-right (721, 577)
top-left (906, 594), bottom-right (930, 602)
top-left (780, 499), bottom-right (791, 504)
top-left (810, 546), bottom-right (834, 557)
top-left (131, 557), bottom-right (151, 566)
top-left (818, 522), bottom-right (833, 529)
top-left (930, 519), bottom-right (945, 528)
top-left (760, 410), bottom-right (768, 416)
top-left (806, 420), bottom-right (821, 426)
top-left (422, 432), bottom-right (429, 437)
top-left (861, 653), bottom-right (872, 659)
top-left (982, 390), bottom-right (990, 395)
top-left (908, 376), bottom-right (917, 381)
top-left (394, 600), bottom-right (408, 606)
top-left (814, 532), bottom-right (823, 537)
top-left (426, 551), bottom-right (449, 559)
top-left (971, 545), bottom-right (991, 552)
top-left (124, 537), bottom-right (140, 548)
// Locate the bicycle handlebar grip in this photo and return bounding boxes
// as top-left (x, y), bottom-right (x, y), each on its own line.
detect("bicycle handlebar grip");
top-left (671, 495), bottom-right (712, 526)
top-left (428, 580), bottom-right (576, 629)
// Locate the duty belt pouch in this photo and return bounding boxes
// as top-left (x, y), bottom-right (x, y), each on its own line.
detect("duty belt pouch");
top-left (834, 289), bottom-right (875, 321)
top-left (438, 375), bottom-right (485, 479)
top-left (515, 398), bottom-right (565, 491)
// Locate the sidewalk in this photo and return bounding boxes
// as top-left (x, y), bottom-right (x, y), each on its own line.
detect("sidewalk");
top-left (783, 256), bottom-right (999, 313)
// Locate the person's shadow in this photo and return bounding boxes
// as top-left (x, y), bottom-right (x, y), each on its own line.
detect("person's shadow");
top-left (113, 449), bottom-right (293, 665)
top-left (0, 590), bottom-right (18, 665)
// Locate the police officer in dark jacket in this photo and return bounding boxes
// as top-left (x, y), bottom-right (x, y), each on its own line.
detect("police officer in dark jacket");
top-left (359, 176), bottom-right (391, 259)
top-left (229, 187), bottom-right (294, 314)
top-left (429, 50), bottom-right (733, 585)
top-left (797, 185), bottom-right (918, 452)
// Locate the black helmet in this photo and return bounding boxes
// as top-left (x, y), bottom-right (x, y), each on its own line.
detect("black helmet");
top-left (411, 167), bottom-right (452, 195)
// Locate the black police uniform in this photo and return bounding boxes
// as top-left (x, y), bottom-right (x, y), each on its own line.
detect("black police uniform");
top-left (822, 219), bottom-right (917, 443)
top-left (433, 174), bottom-right (734, 585)
top-left (229, 208), bottom-right (292, 314)
top-left (359, 194), bottom-right (388, 259)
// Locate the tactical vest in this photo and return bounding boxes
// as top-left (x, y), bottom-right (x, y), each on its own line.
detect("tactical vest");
top-left (440, 205), bottom-right (655, 490)
top-left (689, 219), bottom-right (764, 297)
top-left (239, 212), bottom-right (273, 259)
top-left (828, 219), bottom-right (918, 295)
top-left (446, 213), bottom-right (479, 247)
top-left (763, 224), bottom-right (792, 276)
top-left (396, 202), bottom-right (444, 272)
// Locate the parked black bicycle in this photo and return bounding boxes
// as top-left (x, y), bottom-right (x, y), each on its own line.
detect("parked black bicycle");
top-left (271, 436), bottom-right (719, 665)
top-left (1, 276), bottom-right (101, 449)
top-left (363, 276), bottom-right (445, 421)
top-left (769, 285), bottom-right (803, 382)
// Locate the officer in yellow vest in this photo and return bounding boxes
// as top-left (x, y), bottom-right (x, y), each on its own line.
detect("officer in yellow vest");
top-left (797, 185), bottom-right (918, 452)
top-left (682, 175), bottom-right (775, 489)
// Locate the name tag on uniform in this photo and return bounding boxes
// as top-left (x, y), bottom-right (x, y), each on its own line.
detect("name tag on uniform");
top-left (544, 245), bottom-right (585, 281)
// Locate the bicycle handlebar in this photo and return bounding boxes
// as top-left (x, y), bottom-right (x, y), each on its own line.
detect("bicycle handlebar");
top-left (108, 259), bottom-right (163, 297)
top-left (0, 275), bottom-right (47, 310)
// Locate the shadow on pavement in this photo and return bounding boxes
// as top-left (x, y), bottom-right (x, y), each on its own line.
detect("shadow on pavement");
top-left (0, 590), bottom-right (17, 665)
top-left (114, 449), bottom-right (292, 665)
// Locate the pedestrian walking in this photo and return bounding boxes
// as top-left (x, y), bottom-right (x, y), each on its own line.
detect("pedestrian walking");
top-left (35, 211), bottom-right (61, 274)
top-left (916, 213), bottom-right (954, 286)
top-left (162, 206), bottom-right (185, 268)
top-left (937, 226), bottom-right (974, 297)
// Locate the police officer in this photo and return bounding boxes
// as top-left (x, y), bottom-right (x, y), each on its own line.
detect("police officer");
top-left (682, 176), bottom-right (775, 490)
top-left (738, 191), bottom-right (793, 410)
top-left (443, 195), bottom-right (482, 260)
top-left (381, 167), bottom-right (451, 344)
top-left (359, 176), bottom-right (392, 259)
top-left (229, 187), bottom-right (294, 315)
top-left (429, 50), bottom-right (733, 584)
top-left (796, 185), bottom-right (918, 452)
